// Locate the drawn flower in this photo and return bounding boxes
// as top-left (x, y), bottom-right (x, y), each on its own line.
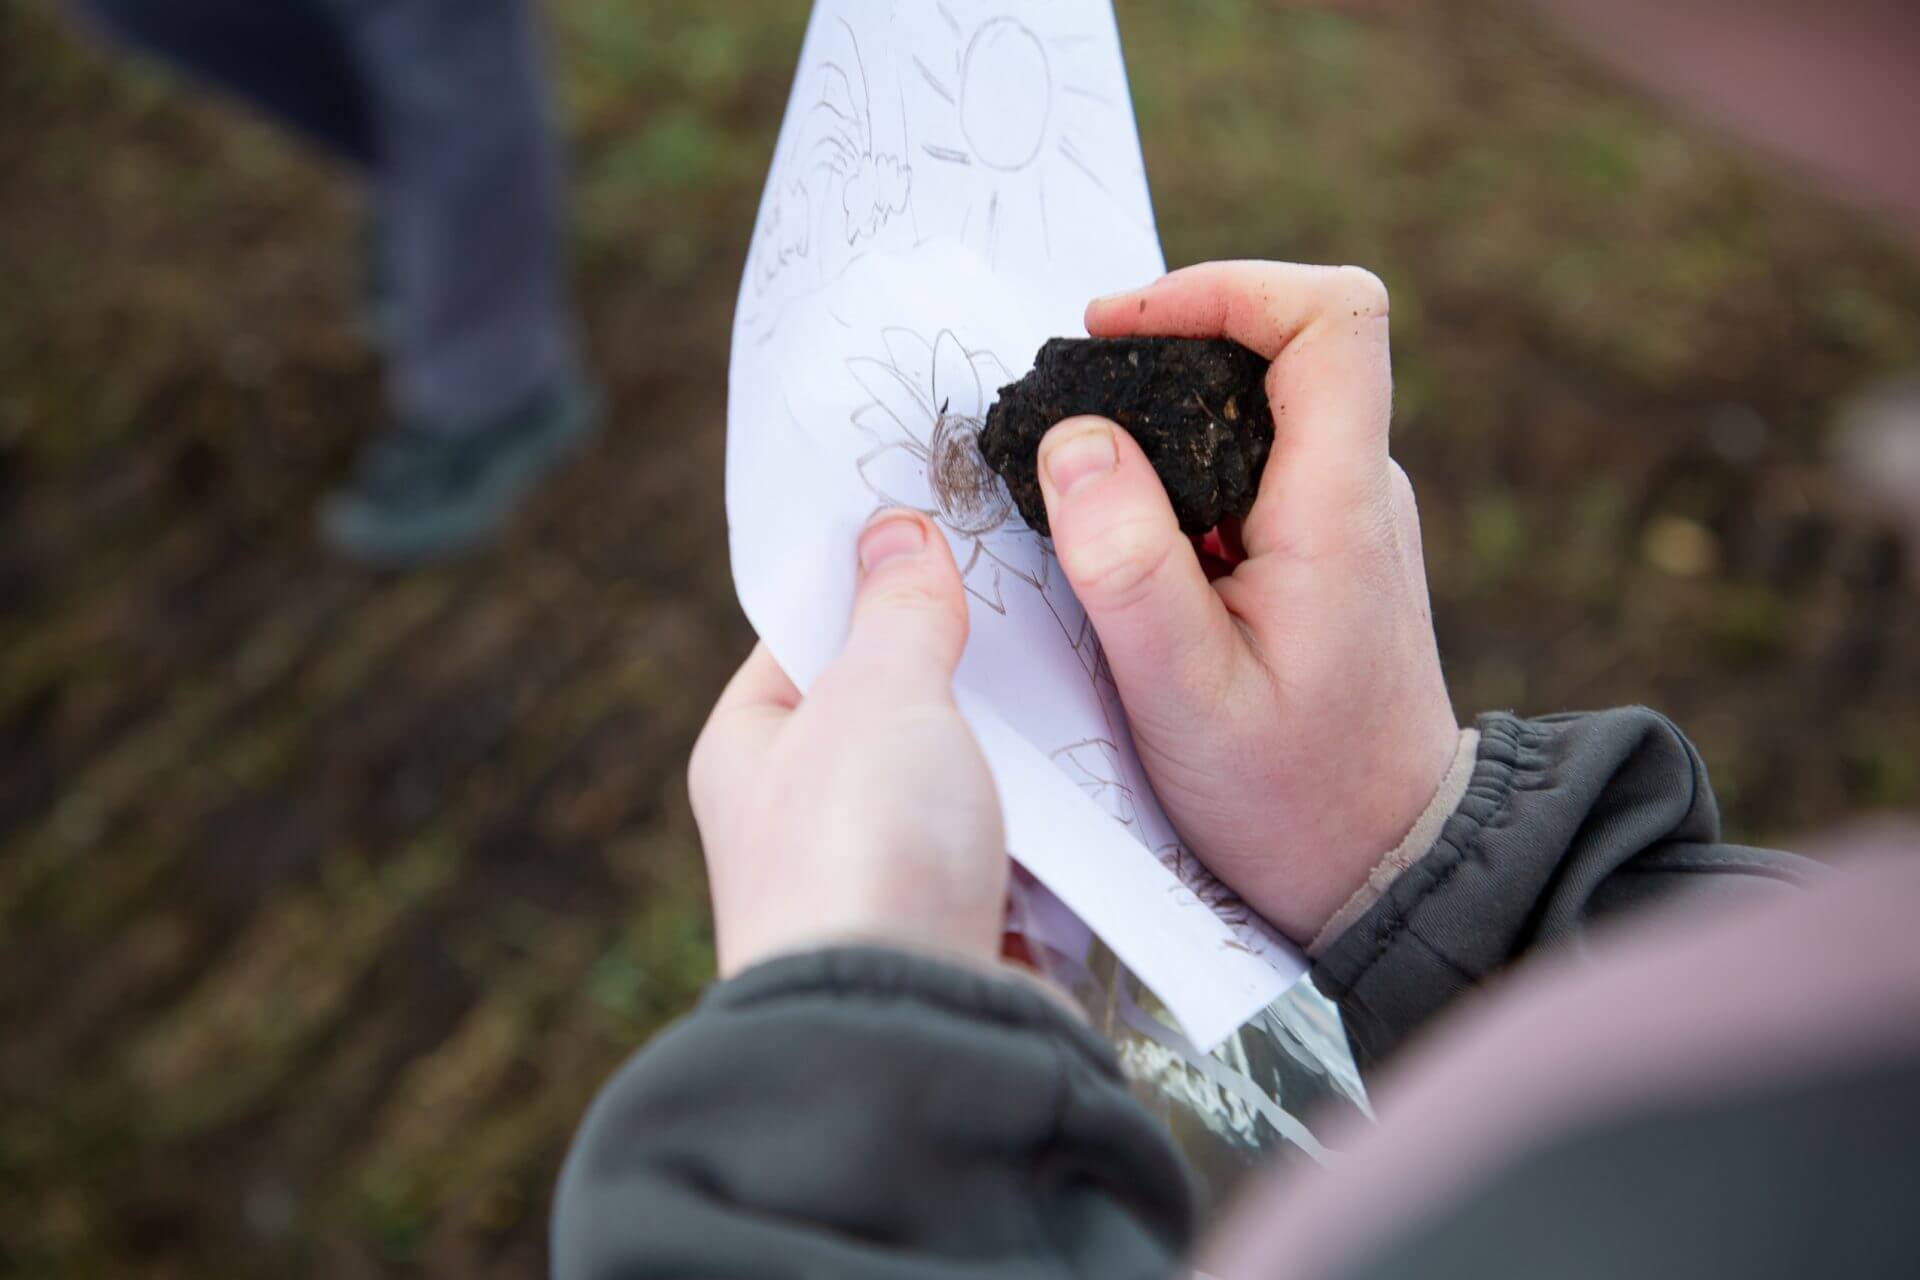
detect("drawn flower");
top-left (851, 328), bottom-right (1040, 612)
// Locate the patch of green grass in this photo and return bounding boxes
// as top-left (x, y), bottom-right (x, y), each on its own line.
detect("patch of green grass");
top-left (1844, 736), bottom-right (1920, 809)
top-left (1467, 491), bottom-right (1530, 586)
top-left (1552, 116), bottom-right (1642, 196)
top-left (1709, 585), bottom-right (1790, 667)
top-left (587, 893), bottom-right (715, 1038)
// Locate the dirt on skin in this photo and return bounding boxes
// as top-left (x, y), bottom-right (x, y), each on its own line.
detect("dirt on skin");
top-left (980, 338), bottom-right (1273, 537)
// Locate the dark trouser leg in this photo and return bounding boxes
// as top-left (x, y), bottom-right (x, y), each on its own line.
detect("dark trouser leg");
top-left (71, 0), bottom-right (374, 167)
top-left (76, 0), bottom-right (575, 430)
top-left (321, 0), bottom-right (575, 428)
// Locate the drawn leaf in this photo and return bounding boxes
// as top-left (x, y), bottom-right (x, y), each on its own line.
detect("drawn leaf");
top-left (856, 440), bottom-right (935, 510)
top-left (970, 346), bottom-right (1016, 393)
top-left (847, 357), bottom-right (935, 442)
top-left (959, 542), bottom-right (1009, 615)
top-left (851, 401), bottom-right (899, 442)
top-left (932, 330), bottom-right (985, 420)
top-left (881, 327), bottom-right (935, 393)
top-left (978, 527), bottom-right (1047, 591)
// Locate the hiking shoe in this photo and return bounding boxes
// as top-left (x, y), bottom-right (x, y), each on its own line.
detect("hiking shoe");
top-left (319, 373), bottom-right (601, 567)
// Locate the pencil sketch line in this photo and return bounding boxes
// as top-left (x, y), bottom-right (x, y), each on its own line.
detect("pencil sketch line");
top-left (836, 17), bottom-right (873, 139)
top-left (1061, 83), bottom-right (1112, 105)
top-left (849, 328), bottom-right (1037, 614)
top-left (1038, 169), bottom-right (1050, 259)
top-left (1058, 135), bottom-right (1114, 197)
top-left (811, 133), bottom-right (855, 162)
top-left (914, 54), bottom-right (956, 104)
top-left (809, 97), bottom-right (859, 131)
top-left (899, 81), bottom-right (926, 244)
top-left (960, 18), bottom-right (1052, 172)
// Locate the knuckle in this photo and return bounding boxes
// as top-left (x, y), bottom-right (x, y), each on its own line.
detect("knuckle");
top-left (854, 575), bottom-right (970, 667)
top-left (863, 574), bottom-right (966, 629)
top-left (805, 661), bottom-right (865, 708)
top-left (1387, 459), bottom-right (1417, 509)
top-left (1334, 265), bottom-right (1391, 320)
top-left (1059, 516), bottom-right (1173, 614)
top-left (1389, 461), bottom-right (1427, 555)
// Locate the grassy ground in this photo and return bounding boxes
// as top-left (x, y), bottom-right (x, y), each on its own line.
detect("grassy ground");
top-left (2, 0), bottom-right (1917, 1274)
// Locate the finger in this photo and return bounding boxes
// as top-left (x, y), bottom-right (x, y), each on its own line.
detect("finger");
top-left (689, 643), bottom-right (797, 814)
top-left (834, 508), bottom-right (970, 702)
top-left (1088, 260), bottom-right (1390, 357)
top-left (1087, 261), bottom-right (1395, 554)
top-left (1038, 416), bottom-right (1242, 705)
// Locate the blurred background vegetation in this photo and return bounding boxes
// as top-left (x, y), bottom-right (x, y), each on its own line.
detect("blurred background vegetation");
top-left (3, 0), bottom-right (1917, 1274)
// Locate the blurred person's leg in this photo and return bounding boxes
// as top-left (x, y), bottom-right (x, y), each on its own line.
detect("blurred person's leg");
top-left (314, 0), bottom-right (597, 565)
top-left (73, 0), bottom-right (374, 166)
top-left (76, 0), bottom-right (579, 424)
top-left (322, 0), bottom-right (574, 431)
top-left (75, 0), bottom-right (596, 565)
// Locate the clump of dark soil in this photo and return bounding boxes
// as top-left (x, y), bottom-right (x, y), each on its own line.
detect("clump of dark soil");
top-left (979, 337), bottom-right (1272, 537)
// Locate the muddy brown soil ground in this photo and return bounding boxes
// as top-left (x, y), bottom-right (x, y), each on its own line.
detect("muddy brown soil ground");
top-left (3, 1), bottom-right (1917, 1274)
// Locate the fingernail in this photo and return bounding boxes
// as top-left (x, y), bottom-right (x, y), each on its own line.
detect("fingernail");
top-left (859, 512), bottom-right (927, 571)
top-left (1044, 422), bottom-right (1117, 495)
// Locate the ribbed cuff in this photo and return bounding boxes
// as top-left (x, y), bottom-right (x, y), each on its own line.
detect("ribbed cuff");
top-left (1308, 728), bottom-right (1482, 957)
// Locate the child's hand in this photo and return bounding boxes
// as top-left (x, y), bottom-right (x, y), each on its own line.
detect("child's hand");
top-left (690, 511), bottom-right (1007, 977)
top-left (1038, 262), bottom-right (1459, 943)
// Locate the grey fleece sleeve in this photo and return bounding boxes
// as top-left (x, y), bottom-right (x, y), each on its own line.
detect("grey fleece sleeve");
top-left (552, 946), bottom-right (1194, 1280)
top-left (1309, 707), bottom-right (1819, 1072)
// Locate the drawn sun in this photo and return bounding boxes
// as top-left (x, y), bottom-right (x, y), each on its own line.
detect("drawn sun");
top-left (902, 1), bottom-right (1146, 268)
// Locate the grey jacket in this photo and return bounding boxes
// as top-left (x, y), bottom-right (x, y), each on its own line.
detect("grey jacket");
top-left (552, 709), bottom-right (1844, 1279)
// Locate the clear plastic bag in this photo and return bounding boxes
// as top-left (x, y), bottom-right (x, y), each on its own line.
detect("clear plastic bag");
top-left (1010, 879), bottom-right (1371, 1210)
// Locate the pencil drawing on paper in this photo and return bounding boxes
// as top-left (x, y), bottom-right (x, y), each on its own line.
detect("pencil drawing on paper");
top-left (850, 327), bottom-right (1042, 613)
top-left (1044, 613), bottom-right (1265, 946)
top-left (1050, 685), bottom-right (1264, 946)
top-left (901, 0), bottom-right (1149, 267)
top-left (747, 1), bottom-right (1152, 341)
top-left (745, 18), bottom-right (913, 340)
top-left (812, 20), bottom-right (911, 243)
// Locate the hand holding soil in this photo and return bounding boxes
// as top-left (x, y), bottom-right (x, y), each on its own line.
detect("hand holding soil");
top-left (1035, 260), bottom-right (1462, 943)
top-left (981, 337), bottom-right (1274, 538)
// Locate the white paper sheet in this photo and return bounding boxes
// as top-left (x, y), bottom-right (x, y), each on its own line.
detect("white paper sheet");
top-left (727, 0), bottom-right (1303, 1049)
